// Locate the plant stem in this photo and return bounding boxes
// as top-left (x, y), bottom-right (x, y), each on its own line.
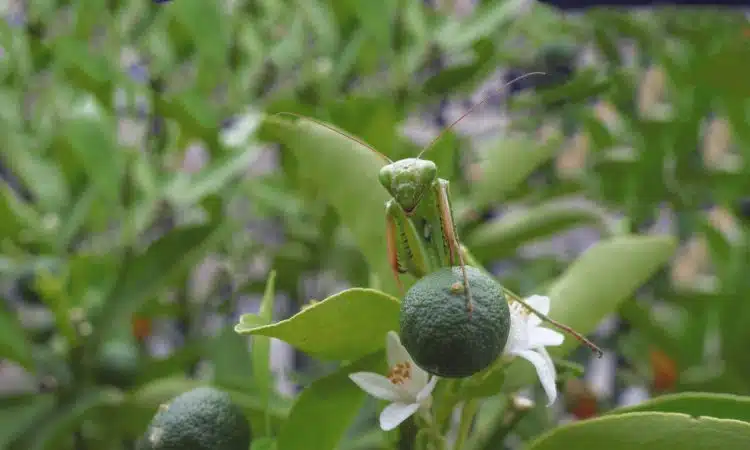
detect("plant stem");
top-left (453, 399), bottom-right (478, 450)
top-left (478, 397), bottom-right (533, 450)
top-left (418, 410), bottom-right (446, 450)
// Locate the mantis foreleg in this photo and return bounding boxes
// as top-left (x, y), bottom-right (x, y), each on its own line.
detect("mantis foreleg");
top-left (385, 198), bottom-right (432, 292)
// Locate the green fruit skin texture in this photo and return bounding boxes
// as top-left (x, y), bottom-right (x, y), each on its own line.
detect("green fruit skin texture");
top-left (95, 340), bottom-right (140, 388)
top-left (138, 386), bottom-right (251, 450)
top-left (399, 266), bottom-right (510, 378)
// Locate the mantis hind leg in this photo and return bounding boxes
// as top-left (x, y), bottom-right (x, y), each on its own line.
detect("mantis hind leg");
top-left (436, 180), bottom-right (474, 314)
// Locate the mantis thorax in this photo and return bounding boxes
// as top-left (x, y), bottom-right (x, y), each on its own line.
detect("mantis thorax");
top-left (378, 158), bottom-right (437, 213)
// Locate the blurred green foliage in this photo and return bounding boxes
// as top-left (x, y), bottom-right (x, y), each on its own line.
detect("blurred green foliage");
top-left (1, 1), bottom-right (750, 449)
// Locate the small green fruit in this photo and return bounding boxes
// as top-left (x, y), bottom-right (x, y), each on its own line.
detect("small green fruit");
top-left (399, 266), bottom-right (510, 378)
top-left (95, 339), bottom-right (140, 388)
top-left (138, 386), bottom-right (251, 450)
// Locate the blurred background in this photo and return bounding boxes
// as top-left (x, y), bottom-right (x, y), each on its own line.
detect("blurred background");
top-left (1, 0), bottom-right (750, 449)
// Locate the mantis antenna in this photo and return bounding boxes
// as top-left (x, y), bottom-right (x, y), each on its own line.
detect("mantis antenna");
top-left (416, 71), bottom-right (547, 160)
top-left (273, 71), bottom-right (545, 164)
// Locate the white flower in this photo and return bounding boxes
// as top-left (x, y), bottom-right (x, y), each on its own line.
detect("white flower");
top-left (505, 295), bottom-right (565, 405)
top-left (349, 331), bottom-right (438, 431)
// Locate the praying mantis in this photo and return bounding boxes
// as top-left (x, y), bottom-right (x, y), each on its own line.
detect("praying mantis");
top-left (275, 72), bottom-right (603, 358)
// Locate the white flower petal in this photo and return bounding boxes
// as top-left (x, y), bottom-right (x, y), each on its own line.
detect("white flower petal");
top-left (415, 376), bottom-right (438, 403)
top-left (405, 363), bottom-right (429, 397)
top-left (349, 372), bottom-right (403, 402)
top-left (386, 331), bottom-right (412, 367)
top-left (526, 295), bottom-right (550, 315)
top-left (530, 327), bottom-right (565, 347)
top-left (505, 311), bottom-right (530, 352)
top-left (517, 349), bottom-right (558, 405)
top-left (379, 402), bottom-right (420, 431)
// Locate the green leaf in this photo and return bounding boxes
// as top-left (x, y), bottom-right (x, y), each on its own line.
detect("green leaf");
top-left (268, 13), bottom-right (306, 70)
top-left (527, 412), bottom-right (750, 450)
top-left (53, 39), bottom-right (117, 107)
top-left (422, 39), bottom-right (495, 96)
top-left (210, 327), bottom-right (254, 392)
top-left (532, 69), bottom-right (611, 108)
top-left (62, 114), bottom-right (122, 204)
top-left (167, 0), bottom-right (229, 65)
top-left (276, 352), bottom-right (386, 450)
top-left (299, 1), bottom-right (338, 55)
top-left (165, 145), bottom-right (260, 207)
top-left (546, 234), bottom-right (677, 355)
top-left (0, 394), bottom-right (56, 449)
top-left (137, 342), bottom-right (203, 384)
top-left (466, 201), bottom-right (610, 263)
top-left (437, 0), bottom-right (527, 51)
top-left (236, 288), bottom-right (399, 361)
top-left (259, 115), bottom-right (397, 295)
top-left (87, 202), bottom-right (223, 356)
top-left (0, 184), bottom-right (44, 244)
top-left (0, 135), bottom-right (70, 212)
top-left (501, 235), bottom-right (677, 394)
top-left (155, 93), bottom-right (222, 151)
top-left (0, 302), bottom-right (34, 370)
top-left (351, 0), bottom-right (397, 50)
top-left (25, 388), bottom-right (123, 450)
top-left (471, 135), bottom-right (561, 210)
top-left (609, 392), bottom-right (750, 423)
top-left (251, 437), bottom-right (277, 450)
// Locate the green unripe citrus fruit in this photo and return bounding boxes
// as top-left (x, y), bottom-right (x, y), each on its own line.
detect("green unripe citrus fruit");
top-left (399, 266), bottom-right (510, 378)
top-left (138, 386), bottom-right (251, 450)
top-left (94, 339), bottom-right (140, 388)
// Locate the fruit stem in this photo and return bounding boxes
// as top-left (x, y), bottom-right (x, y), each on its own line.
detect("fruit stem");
top-left (418, 409), bottom-right (447, 450)
top-left (502, 288), bottom-right (603, 358)
top-left (453, 399), bottom-right (479, 450)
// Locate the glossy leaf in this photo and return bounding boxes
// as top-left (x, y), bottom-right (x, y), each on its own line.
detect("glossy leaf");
top-left (259, 115), bottom-right (398, 295)
top-left (501, 235), bottom-right (677, 394)
top-left (466, 201), bottom-right (610, 263)
top-left (545, 234), bottom-right (677, 355)
top-left (236, 288), bottom-right (400, 361)
top-left (609, 392), bottom-right (750, 423)
top-left (471, 135), bottom-right (561, 211)
top-left (276, 352), bottom-right (386, 450)
top-left (527, 412), bottom-right (750, 450)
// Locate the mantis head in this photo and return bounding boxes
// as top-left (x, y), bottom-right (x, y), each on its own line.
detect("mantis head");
top-left (379, 158), bottom-right (437, 213)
